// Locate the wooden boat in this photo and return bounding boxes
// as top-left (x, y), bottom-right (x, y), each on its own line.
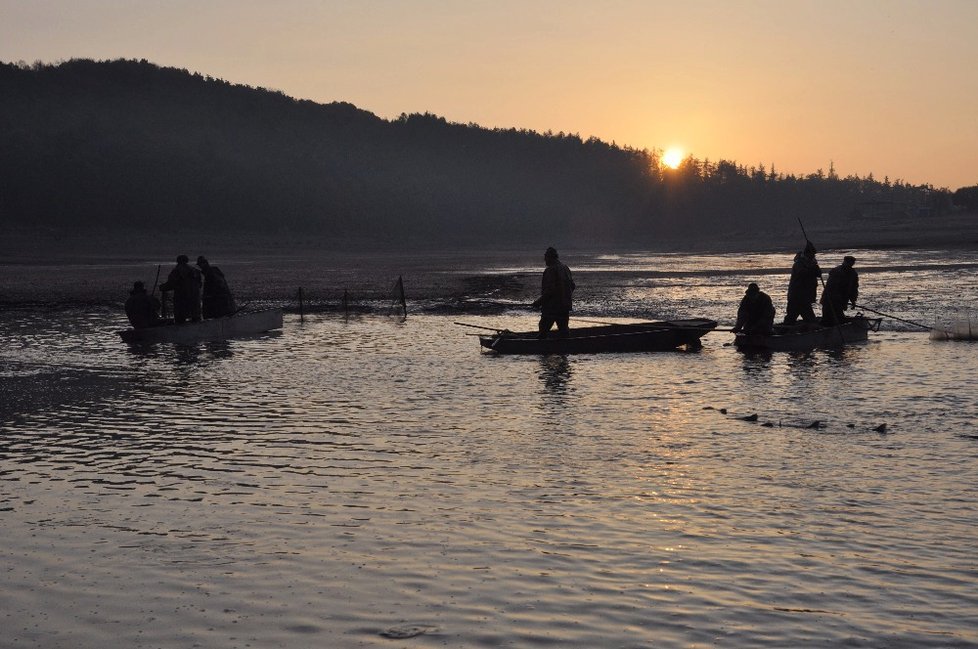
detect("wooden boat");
top-left (734, 316), bottom-right (881, 352)
top-left (478, 318), bottom-right (717, 355)
top-left (118, 309), bottom-right (284, 345)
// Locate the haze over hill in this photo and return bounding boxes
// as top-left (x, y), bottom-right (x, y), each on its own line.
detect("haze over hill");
top-left (2, 59), bottom-right (975, 253)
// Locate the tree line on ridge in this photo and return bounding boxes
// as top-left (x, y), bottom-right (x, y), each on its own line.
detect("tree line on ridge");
top-left (0, 59), bottom-right (969, 248)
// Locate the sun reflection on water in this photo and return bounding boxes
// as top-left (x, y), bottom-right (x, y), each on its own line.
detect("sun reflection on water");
top-left (2, 248), bottom-right (978, 647)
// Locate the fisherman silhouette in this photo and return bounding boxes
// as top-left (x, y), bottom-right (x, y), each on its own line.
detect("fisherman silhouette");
top-left (820, 256), bottom-right (859, 325)
top-left (733, 283), bottom-right (776, 335)
top-left (530, 247), bottom-right (575, 339)
top-left (159, 255), bottom-right (202, 324)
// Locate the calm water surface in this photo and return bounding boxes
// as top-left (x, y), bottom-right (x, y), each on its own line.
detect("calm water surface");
top-left (2, 249), bottom-right (978, 648)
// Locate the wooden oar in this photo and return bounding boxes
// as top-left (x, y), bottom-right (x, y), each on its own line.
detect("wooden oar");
top-left (853, 303), bottom-right (930, 330)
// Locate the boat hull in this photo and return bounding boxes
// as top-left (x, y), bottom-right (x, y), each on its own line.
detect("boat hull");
top-left (479, 318), bottom-right (717, 355)
top-left (118, 309), bottom-right (284, 345)
top-left (734, 317), bottom-right (881, 352)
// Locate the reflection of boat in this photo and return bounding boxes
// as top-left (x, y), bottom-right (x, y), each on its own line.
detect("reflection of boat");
top-left (734, 316), bottom-right (881, 352)
top-left (479, 318), bottom-right (717, 355)
top-left (118, 309), bottom-right (284, 345)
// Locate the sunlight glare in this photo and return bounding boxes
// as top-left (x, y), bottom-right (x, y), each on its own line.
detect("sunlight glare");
top-left (662, 148), bottom-right (683, 169)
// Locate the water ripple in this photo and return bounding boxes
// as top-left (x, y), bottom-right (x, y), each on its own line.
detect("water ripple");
top-left (3, 253), bottom-right (978, 648)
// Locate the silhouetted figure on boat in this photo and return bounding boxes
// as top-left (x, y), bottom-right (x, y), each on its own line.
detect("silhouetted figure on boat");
top-left (784, 241), bottom-right (822, 324)
top-left (124, 281), bottom-right (161, 329)
top-left (531, 246), bottom-right (575, 339)
top-left (159, 255), bottom-right (202, 324)
top-left (820, 256), bottom-right (859, 325)
top-left (733, 283), bottom-right (775, 335)
top-left (196, 256), bottom-right (236, 318)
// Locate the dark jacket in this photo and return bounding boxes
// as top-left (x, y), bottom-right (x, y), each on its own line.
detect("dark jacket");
top-left (200, 264), bottom-right (236, 318)
top-left (821, 264), bottom-right (859, 308)
top-left (124, 290), bottom-right (161, 329)
top-left (159, 262), bottom-right (202, 322)
top-left (735, 290), bottom-right (776, 335)
top-left (536, 260), bottom-right (575, 315)
top-left (787, 252), bottom-right (821, 306)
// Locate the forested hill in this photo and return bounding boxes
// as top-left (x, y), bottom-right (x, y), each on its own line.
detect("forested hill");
top-left (0, 59), bottom-right (965, 249)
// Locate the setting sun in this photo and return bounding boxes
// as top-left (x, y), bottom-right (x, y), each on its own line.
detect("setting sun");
top-left (662, 147), bottom-right (683, 169)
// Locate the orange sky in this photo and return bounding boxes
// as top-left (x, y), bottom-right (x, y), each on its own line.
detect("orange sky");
top-left (2, 0), bottom-right (976, 189)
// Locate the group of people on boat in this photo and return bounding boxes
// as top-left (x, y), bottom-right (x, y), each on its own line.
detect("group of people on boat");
top-left (125, 255), bottom-right (236, 329)
top-left (732, 246), bottom-right (859, 336)
top-left (528, 244), bottom-right (860, 340)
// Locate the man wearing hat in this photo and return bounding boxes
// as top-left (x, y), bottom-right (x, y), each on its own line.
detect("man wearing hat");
top-left (732, 283), bottom-right (775, 335)
top-left (530, 246), bottom-right (576, 338)
top-left (124, 281), bottom-right (161, 329)
top-left (783, 241), bottom-right (822, 325)
top-left (820, 256), bottom-right (859, 325)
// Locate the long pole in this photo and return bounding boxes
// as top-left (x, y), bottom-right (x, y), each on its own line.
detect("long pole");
top-left (398, 276), bottom-right (407, 321)
top-left (151, 264), bottom-right (161, 296)
top-left (454, 321), bottom-right (507, 333)
top-left (151, 264), bottom-right (163, 320)
top-left (853, 303), bottom-right (930, 330)
top-left (797, 217), bottom-right (813, 247)
top-left (571, 317), bottom-right (733, 331)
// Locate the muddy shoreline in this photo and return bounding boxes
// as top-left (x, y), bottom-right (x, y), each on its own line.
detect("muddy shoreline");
top-left (3, 215), bottom-right (978, 312)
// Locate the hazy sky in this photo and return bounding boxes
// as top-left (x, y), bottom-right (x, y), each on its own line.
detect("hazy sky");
top-left (2, 0), bottom-right (976, 188)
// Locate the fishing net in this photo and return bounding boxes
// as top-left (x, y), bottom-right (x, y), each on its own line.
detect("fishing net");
top-left (930, 312), bottom-right (978, 340)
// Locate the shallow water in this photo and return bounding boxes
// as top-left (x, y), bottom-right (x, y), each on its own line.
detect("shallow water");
top-left (2, 249), bottom-right (978, 648)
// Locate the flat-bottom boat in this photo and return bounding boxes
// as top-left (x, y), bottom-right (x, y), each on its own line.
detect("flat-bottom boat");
top-left (734, 316), bottom-right (881, 352)
top-left (118, 309), bottom-right (284, 345)
top-left (479, 318), bottom-right (717, 355)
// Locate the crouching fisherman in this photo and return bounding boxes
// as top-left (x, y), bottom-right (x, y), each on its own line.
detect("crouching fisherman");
top-left (732, 282), bottom-right (775, 335)
top-left (124, 281), bottom-right (162, 329)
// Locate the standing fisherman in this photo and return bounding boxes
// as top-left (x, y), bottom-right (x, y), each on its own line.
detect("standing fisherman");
top-left (820, 256), bottom-right (859, 325)
top-left (196, 256), bottom-right (236, 318)
top-left (531, 247), bottom-right (576, 339)
top-left (783, 241), bottom-right (822, 324)
top-left (159, 255), bottom-right (202, 324)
